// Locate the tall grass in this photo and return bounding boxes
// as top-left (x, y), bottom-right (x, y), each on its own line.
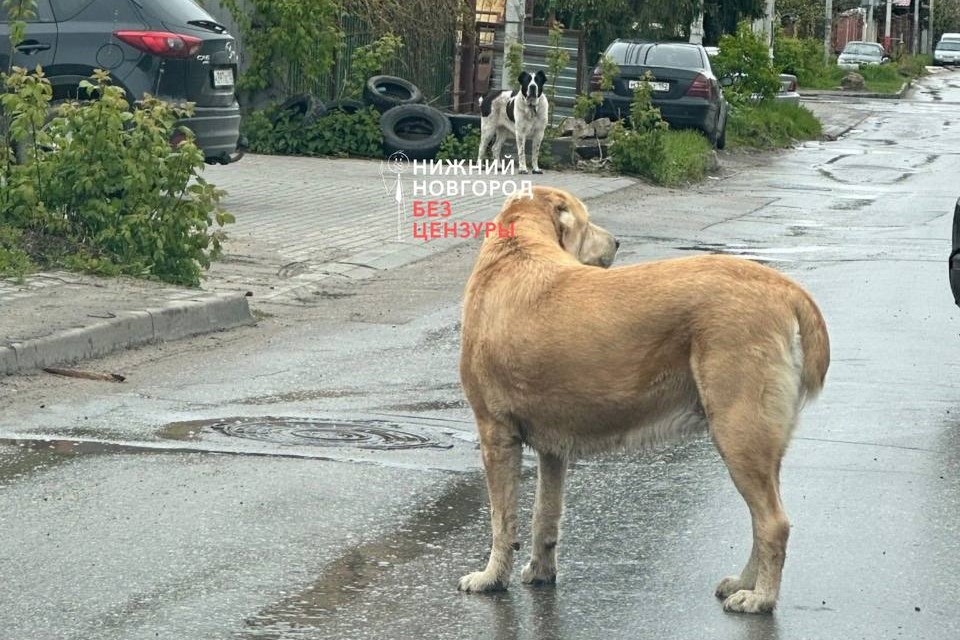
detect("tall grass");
top-left (728, 101), bottom-right (822, 149)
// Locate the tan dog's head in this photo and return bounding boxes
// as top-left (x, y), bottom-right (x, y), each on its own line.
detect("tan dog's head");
top-left (527, 186), bottom-right (619, 268)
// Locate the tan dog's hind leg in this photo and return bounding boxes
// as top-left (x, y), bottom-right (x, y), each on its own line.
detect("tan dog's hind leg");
top-left (695, 340), bottom-right (799, 614)
top-left (521, 451), bottom-right (568, 585)
top-left (458, 420), bottom-right (523, 593)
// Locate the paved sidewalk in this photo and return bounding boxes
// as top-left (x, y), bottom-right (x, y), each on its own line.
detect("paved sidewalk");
top-left (201, 156), bottom-right (636, 303)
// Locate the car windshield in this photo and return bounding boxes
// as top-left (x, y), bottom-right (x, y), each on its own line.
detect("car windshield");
top-left (937, 41), bottom-right (960, 51)
top-left (843, 43), bottom-right (882, 56)
top-left (604, 42), bottom-right (703, 69)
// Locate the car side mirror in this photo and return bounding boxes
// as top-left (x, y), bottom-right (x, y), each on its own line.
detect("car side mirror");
top-left (720, 76), bottom-right (733, 87)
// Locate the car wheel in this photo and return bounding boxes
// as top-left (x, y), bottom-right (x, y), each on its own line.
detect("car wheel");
top-left (363, 75), bottom-right (424, 113)
top-left (380, 104), bottom-right (451, 160)
top-left (715, 119), bottom-right (727, 150)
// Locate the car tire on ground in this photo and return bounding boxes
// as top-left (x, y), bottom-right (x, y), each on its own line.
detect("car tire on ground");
top-left (380, 104), bottom-right (451, 160)
top-left (273, 94), bottom-right (315, 124)
top-left (363, 75), bottom-right (424, 113)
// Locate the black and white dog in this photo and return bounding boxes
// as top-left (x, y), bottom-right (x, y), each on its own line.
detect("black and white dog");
top-left (478, 70), bottom-right (549, 174)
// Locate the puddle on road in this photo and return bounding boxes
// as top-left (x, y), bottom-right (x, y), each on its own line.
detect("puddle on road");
top-left (162, 417), bottom-right (455, 451)
top-left (235, 389), bottom-right (368, 405)
top-left (237, 473), bottom-right (489, 636)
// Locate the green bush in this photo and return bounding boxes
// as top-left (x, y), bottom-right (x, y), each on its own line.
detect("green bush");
top-left (242, 106), bottom-right (383, 158)
top-left (728, 101), bottom-right (822, 149)
top-left (897, 54), bottom-right (931, 78)
top-left (435, 125), bottom-right (481, 161)
top-left (1, 68), bottom-right (231, 286)
top-left (774, 34), bottom-right (829, 85)
top-left (713, 21), bottom-right (781, 104)
top-left (609, 76), bottom-right (668, 181)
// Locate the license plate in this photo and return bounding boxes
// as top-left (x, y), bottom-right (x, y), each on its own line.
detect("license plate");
top-left (212, 68), bottom-right (234, 88)
top-left (628, 79), bottom-right (669, 92)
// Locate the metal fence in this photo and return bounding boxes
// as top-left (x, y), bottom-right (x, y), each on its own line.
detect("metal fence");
top-left (490, 25), bottom-right (585, 120)
top-left (202, 2), bottom-right (457, 107)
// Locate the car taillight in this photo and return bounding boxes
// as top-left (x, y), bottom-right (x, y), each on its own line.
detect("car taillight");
top-left (686, 73), bottom-right (712, 99)
top-left (590, 66), bottom-right (602, 91)
top-left (114, 30), bottom-right (203, 59)
top-left (787, 79), bottom-right (797, 92)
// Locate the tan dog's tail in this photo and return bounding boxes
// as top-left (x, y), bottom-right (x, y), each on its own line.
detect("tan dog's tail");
top-left (794, 291), bottom-right (830, 399)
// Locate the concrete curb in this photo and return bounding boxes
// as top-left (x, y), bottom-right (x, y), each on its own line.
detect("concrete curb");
top-left (0, 292), bottom-right (255, 375)
top-left (801, 79), bottom-right (912, 101)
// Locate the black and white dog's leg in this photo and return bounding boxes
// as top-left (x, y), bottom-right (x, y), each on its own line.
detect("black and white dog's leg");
top-left (515, 132), bottom-right (529, 174)
top-left (477, 122), bottom-right (496, 166)
top-left (491, 133), bottom-right (506, 171)
top-left (530, 127), bottom-right (545, 174)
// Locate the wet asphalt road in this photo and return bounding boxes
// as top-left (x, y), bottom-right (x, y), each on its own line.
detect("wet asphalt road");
top-left (2, 71), bottom-right (960, 639)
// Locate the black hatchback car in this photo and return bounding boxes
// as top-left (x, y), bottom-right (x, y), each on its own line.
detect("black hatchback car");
top-left (591, 40), bottom-right (728, 149)
top-left (0, 0), bottom-right (241, 164)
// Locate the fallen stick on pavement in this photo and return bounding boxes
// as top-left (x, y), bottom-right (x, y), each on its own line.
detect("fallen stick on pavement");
top-left (43, 367), bottom-right (126, 383)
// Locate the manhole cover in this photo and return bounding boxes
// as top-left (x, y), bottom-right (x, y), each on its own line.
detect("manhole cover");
top-left (198, 417), bottom-right (453, 450)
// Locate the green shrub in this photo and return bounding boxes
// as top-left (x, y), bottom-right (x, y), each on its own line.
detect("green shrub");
top-left (713, 21), bottom-right (781, 104)
top-left (728, 101), bottom-right (822, 149)
top-left (341, 34), bottom-right (404, 99)
top-left (609, 76), bottom-right (668, 181)
top-left (436, 125), bottom-right (481, 161)
top-left (897, 54), bottom-right (931, 78)
top-left (0, 226), bottom-right (33, 280)
top-left (242, 106), bottom-right (383, 158)
top-left (774, 34), bottom-right (829, 85)
top-left (1, 67), bottom-right (231, 286)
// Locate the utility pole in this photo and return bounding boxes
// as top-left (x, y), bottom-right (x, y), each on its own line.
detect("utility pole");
top-left (930, 0), bottom-right (936, 54)
top-left (764, 0), bottom-right (776, 59)
top-left (884, 0), bottom-right (892, 52)
top-left (501, 0), bottom-right (524, 90)
top-left (689, 11), bottom-right (704, 45)
top-left (825, 0), bottom-right (833, 62)
top-left (913, 0), bottom-right (920, 53)
top-left (867, 0), bottom-right (875, 42)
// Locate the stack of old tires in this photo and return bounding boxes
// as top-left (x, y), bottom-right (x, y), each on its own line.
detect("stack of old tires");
top-left (272, 75), bottom-right (480, 160)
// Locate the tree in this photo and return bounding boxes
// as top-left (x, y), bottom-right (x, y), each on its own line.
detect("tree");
top-left (539, 0), bottom-right (768, 64)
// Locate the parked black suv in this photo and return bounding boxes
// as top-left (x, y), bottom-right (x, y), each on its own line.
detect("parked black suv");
top-left (0, 0), bottom-right (242, 164)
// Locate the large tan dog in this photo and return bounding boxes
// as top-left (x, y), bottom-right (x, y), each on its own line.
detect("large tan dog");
top-left (457, 186), bottom-right (829, 614)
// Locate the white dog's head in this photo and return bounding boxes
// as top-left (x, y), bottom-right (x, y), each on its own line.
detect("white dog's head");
top-left (518, 70), bottom-right (547, 108)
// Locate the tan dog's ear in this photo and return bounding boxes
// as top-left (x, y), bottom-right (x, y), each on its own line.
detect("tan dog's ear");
top-left (540, 191), bottom-right (576, 230)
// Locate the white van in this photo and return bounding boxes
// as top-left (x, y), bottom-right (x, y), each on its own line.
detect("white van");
top-left (940, 33), bottom-right (960, 42)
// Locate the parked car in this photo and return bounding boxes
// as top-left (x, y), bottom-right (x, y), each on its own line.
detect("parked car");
top-left (950, 198), bottom-right (960, 306)
top-left (591, 40), bottom-right (728, 148)
top-left (0, 0), bottom-right (242, 164)
top-left (704, 46), bottom-right (800, 105)
top-left (934, 39), bottom-right (960, 66)
top-left (836, 41), bottom-right (889, 70)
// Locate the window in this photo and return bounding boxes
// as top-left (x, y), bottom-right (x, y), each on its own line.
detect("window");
top-left (645, 45), bottom-right (704, 69)
top-left (50, 0), bottom-right (96, 21)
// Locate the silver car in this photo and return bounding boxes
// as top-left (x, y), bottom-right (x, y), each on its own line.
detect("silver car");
top-left (837, 41), bottom-right (888, 69)
top-left (934, 40), bottom-right (960, 66)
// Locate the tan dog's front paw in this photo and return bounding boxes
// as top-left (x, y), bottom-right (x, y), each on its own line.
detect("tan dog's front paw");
top-left (458, 570), bottom-right (507, 593)
top-left (715, 575), bottom-right (751, 599)
top-left (722, 589), bottom-right (776, 614)
top-left (520, 560), bottom-right (556, 585)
